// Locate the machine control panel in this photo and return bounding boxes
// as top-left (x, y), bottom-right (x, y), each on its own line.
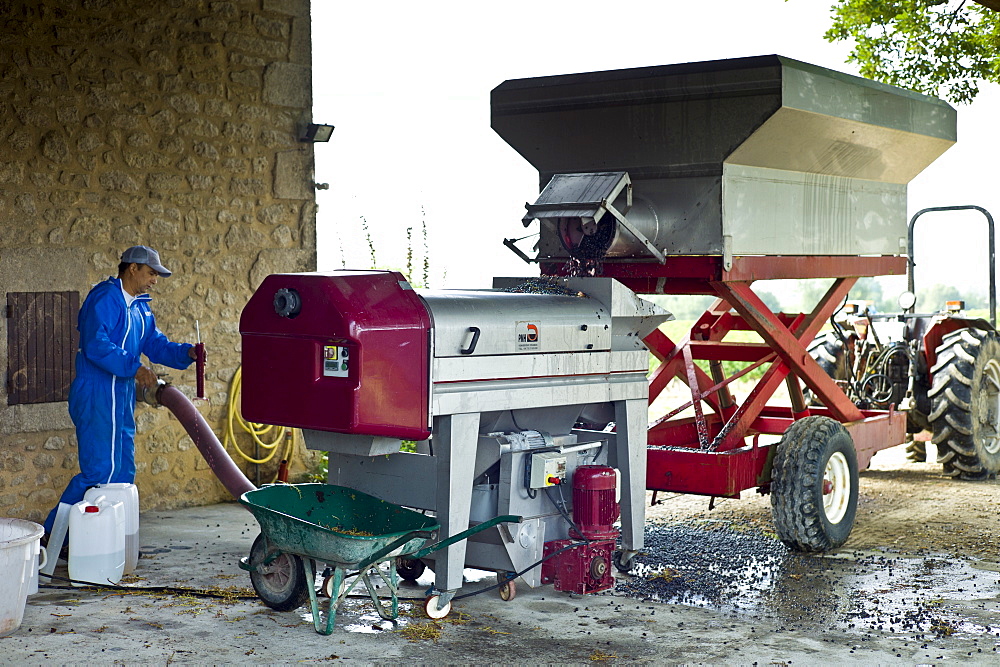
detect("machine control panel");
top-left (322, 345), bottom-right (350, 377)
top-left (529, 451), bottom-right (567, 488)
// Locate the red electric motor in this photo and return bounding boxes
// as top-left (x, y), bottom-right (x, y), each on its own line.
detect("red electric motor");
top-left (541, 465), bottom-right (620, 594)
top-left (571, 465), bottom-right (620, 539)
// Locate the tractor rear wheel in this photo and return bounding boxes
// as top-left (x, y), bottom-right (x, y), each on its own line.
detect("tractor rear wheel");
top-left (771, 416), bottom-right (859, 552)
top-left (929, 328), bottom-right (1000, 480)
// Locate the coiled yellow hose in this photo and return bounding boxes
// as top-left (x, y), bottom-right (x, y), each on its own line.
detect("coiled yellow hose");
top-left (225, 365), bottom-right (298, 466)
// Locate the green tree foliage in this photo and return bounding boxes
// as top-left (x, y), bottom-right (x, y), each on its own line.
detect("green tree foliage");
top-left (756, 287), bottom-right (783, 313)
top-left (824, 0), bottom-right (1000, 103)
top-left (917, 282), bottom-right (965, 310)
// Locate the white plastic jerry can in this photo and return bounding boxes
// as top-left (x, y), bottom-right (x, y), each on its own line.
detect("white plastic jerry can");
top-left (85, 483), bottom-right (139, 574)
top-left (68, 496), bottom-right (126, 587)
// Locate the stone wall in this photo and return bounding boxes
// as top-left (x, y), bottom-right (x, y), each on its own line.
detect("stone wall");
top-left (0, 0), bottom-right (320, 523)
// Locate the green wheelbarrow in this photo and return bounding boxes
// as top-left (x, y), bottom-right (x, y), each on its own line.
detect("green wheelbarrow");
top-left (238, 483), bottom-right (520, 634)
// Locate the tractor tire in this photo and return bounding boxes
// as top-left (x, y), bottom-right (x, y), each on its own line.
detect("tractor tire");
top-left (804, 333), bottom-right (849, 406)
top-left (771, 416), bottom-right (859, 552)
top-left (928, 328), bottom-right (1000, 480)
top-left (906, 381), bottom-right (932, 462)
top-left (905, 439), bottom-right (927, 463)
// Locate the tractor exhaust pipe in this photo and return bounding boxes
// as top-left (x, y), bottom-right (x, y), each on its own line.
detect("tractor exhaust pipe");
top-left (151, 383), bottom-right (256, 500)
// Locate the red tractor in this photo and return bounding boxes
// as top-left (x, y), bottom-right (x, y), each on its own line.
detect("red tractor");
top-left (806, 206), bottom-right (999, 480)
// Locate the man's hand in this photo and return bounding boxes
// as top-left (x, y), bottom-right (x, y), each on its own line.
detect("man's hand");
top-left (135, 365), bottom-right (158, 390)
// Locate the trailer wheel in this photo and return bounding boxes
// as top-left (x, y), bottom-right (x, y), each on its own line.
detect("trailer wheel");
top-left (804, 333), bottom-right (850, 406)
top-left (770, 416), bottom-right (859, 552)
top-left (929, 328), bottom-right (1000, 480)
top-left (248, 534), bottom-right (310, 611)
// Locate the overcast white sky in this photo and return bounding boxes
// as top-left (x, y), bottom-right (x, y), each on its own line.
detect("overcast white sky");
top-left (311, 1), bottom-right (999, 305)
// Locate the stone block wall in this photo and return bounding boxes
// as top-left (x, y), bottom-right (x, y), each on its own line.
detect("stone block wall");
top-left (0, 0), bottom-right (320, 523)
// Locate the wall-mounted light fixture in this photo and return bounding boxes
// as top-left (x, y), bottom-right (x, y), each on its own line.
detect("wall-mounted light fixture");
top-left (300, 123), bottom-right (335, 143)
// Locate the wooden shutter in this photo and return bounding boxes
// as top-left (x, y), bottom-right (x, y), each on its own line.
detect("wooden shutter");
top-left (6, 291), bottom-right (79, 405)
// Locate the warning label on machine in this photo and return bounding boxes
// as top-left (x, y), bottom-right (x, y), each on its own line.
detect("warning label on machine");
top-left (516, 322), bottom-right (540, 351)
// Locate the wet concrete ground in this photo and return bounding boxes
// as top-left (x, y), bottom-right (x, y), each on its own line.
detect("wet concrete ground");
top-left (621, 520), bottom-right (1000, 653)
top-left (3, 500), bottom-right (1000, 663)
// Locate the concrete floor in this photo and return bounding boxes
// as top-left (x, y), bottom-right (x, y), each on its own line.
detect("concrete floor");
top-left (2, 501), bottom-right (996, 664)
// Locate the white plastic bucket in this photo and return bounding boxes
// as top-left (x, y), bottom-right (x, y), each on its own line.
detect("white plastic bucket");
top-left (0, 518), bottom-right (44, 637)
top-left (85, 483), bottom-right (138, 574)
top-left (68, 498), bottom-right (125, 587)
top-left (26, 531), bottom-right (43, 595)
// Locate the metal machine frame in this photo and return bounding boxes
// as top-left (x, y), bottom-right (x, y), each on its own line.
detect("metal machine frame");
top-left (556, 255), bottom-right (909, 499)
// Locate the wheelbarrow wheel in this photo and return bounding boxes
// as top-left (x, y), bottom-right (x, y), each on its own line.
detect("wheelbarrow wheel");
top-left (248, 534), bottom-right (310, 612)
top-left (395, 557), bottom-right (425, 581)
top-left (771, 416), bottom-right (858, 552)
top-left (424, 594), bottom-right (451, 620)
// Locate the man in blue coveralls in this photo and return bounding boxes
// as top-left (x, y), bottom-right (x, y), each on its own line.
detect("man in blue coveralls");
top-left (44, 245), bottom-right (197, 535)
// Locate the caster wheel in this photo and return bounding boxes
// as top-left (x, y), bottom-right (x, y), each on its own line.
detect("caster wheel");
top-left (320, 573), bottom-right (346, 599)
top-left (497, 574), bottom-right (516, 601)
top-left (424, 594), bottom-right (451, 620)
top-left (612, 550), bottom-right (634, 574)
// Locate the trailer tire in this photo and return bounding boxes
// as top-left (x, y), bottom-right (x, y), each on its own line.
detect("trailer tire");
top-left (804, 333), bottom-right (850, 406)
top-left (929, 328), bottom-right (1000, 480)
top-left (770, 416), bottom-right (858, 552)
top-left (248, 534), bottom-right (310, 611)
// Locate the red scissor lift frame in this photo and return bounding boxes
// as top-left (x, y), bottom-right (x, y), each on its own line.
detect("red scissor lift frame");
top-left (547, 254), bottom-right (908, 500)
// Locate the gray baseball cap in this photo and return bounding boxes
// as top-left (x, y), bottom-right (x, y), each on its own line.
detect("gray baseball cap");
top-left (121, 245), bottom-right (172, 277)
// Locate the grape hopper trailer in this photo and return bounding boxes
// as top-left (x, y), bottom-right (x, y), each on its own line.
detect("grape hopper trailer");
top-left (494, 54), bottom-right (961, 552)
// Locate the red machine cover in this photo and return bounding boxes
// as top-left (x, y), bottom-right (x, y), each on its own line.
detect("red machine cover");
top-left (239, 271), bottom-right (432, 440)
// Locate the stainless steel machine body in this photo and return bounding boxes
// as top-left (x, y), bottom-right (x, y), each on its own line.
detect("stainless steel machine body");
top-left (287, 275), bottom-right (670, 598)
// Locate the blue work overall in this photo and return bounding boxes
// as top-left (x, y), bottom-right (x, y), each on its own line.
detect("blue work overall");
top-left (44, 277), bottom-right (193, 533)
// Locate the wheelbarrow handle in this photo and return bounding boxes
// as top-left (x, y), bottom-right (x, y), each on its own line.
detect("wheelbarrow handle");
top-left (409, 514), bottom-right (522, 560)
